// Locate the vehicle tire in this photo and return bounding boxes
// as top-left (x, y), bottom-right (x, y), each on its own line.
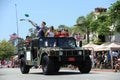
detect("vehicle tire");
top-left (54, 64), bottom-right (60, 72)
top-left (20, 58), bottom-right (30, 74)
top-left (78, 56), bottom-right (92, 73)
top-left (42, 55), bottom-right (55, 75)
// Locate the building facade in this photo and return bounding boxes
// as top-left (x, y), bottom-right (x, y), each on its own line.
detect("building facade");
top-left (90, 7), bottom-right (120, 43)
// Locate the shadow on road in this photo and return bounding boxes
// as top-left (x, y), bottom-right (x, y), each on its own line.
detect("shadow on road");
top-left (30, 71), bottom-right (96, 76)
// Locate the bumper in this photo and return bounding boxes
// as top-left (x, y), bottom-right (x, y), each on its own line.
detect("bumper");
top-left (49, 56), bottom-right (84, 64)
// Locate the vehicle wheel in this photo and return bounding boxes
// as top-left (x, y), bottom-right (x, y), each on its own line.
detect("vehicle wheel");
top-left (54, 64), bottom-right (60, 72)
top-left (20, 58), bottom-right (30, 74)
top-left (42, 55), bottom-right (55, 75)
top-left (78, 56), bottom-right (92, 73)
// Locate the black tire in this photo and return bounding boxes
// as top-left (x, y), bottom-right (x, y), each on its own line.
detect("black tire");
top-left (42, 55), bottom-right (55, 75)
top-left (78, 56), bottom-right (92, 73)
top-left (20, 58), bottom-right (30, 74)
top-left (54, 64), bottom-right (60, 72)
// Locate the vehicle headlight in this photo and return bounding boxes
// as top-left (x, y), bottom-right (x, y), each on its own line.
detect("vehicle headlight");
top-left (78, 51), bottom-right (82, 55)
top-left (59, 51), bottom-right (63, 56)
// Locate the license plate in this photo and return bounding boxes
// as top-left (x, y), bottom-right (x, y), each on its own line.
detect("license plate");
top-left (68, 57), bottom-right (75, 62)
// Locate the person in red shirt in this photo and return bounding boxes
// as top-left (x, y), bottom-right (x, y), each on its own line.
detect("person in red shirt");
top-left (61, 29), bottom-right (69, 37)
top-left (55, 29), bottom-right (69, 37)
top-left (25, 36), bottom-right (31, 46)
top-left (55, 30), bottom-right (61, 37)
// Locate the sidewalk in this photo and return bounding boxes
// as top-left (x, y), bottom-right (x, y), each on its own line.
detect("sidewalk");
top-left (91, 68), bottom-right (115, 72)
top-left (61, 67), bottom-right (115, 72)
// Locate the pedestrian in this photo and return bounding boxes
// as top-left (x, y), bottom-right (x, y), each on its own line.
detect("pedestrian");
top-left (28, 20), bottom-right (46, 38)
top-left (0, 60), bottom-right (1, 68)
top-left (69, 33), bottom-right (74, 37)
top-left (45, 26), bottom-right (54, 37)
top-left (75, 33), bottom-right (81, 47)
top-left (114, 58), bottom-right (120, 72)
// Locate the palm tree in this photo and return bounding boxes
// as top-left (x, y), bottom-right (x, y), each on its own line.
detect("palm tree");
top-left (74, 16), bottom-right (86, 32)
top-left (74, 12), bottom-right (95, 43)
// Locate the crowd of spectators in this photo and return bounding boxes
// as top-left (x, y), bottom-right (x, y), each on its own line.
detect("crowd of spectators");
top-left (0, 56), bottom-right (20, 68)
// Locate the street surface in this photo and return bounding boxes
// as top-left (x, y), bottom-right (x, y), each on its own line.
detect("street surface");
top-left (0, 68), bottom-right (120, 80)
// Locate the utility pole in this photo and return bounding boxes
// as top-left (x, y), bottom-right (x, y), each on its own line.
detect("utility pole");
top-left (15, 4), bottom-right (19, 54)
top-left (15, 4), bottom-right (19, 36)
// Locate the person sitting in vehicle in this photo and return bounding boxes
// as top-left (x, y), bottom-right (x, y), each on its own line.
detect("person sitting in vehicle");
top-left (55, 29), bottom-right (61, 37)
top-left (45, 26), bottom-right (54, 37)
top-left (60, 29), bottom-right (69, 37)
top-left (25, 36), bottom-right (31, 46)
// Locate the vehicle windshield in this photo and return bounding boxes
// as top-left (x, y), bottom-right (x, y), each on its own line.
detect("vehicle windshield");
top-left (39, 37), bottom-right (76, 48)
top-left (57, 38), bottom-right (76, 48)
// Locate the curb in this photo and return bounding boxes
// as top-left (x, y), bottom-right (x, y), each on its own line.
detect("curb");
top-left (91, 69), bottom-right (114, 72)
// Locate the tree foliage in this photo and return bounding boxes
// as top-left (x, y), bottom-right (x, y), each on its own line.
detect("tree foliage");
top-left (90, 13), bottom-right (110, 35)
top-left (73, 16), bottom-right (86, 34)
top-left (74, 13), bottom-right (95, 43)
top-left (108, 0), bottom-right (120, 32)
top-left (0, 40), bottom-right (15, 60)
top-left (58, 24), bottom-right (73, 33)
top-left (28, 28), bottom-right (36, 38)
top-left (89, 20), bottom-right (99, 32)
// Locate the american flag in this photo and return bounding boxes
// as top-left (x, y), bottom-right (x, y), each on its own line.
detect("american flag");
top-left (10, 33), bottom-right (19, 40)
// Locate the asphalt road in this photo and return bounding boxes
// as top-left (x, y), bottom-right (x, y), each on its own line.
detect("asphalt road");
top-left (0, 68), bottom-right (120, 80)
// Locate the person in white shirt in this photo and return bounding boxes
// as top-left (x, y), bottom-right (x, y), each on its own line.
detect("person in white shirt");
top-left (45, 26), bottom-right (54, 37)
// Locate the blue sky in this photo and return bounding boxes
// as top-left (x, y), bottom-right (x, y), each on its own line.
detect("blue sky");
top-left (0, 0), bottom-right (116, 40)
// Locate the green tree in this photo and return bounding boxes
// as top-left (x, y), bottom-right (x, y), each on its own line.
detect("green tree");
top-left (89, 20), bottom-right (99, 32)
top-left (74, 16), bottom-right (86, 33)
top-left (89, 13), bottom-right (111, 43)
top-left (28, 28), bottom-right (36, 38)
top-left (108, 0), bottom-right (120, 32)
top-left (90, 13), bottom-right (110, 35)
top-left (58, 24), bottom-right (72, 32)
top-left (74, 13), bottom-right (95, 43)
top-left (85, 12), bottom-right (95, 43)
top-left (0, 40), bottom-right (15, 60)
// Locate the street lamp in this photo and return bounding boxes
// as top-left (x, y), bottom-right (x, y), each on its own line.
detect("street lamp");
top-left (20, 18), bottom-right (29, 21)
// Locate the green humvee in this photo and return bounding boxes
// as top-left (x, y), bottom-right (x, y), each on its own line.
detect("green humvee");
top-left (18, 37), bottom-right (92, 75)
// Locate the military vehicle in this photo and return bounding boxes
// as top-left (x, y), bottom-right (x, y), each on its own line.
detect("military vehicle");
top-left (18, 37), bottom-right (92, 75)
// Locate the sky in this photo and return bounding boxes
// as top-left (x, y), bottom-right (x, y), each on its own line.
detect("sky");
top-left (0, 0), bottom-right (116, 40)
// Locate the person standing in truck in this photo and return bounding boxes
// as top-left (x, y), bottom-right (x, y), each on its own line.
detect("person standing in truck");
top-left (28, 20), bottom-right (46, 38)
top-left (45, 26), bottom-right (55, 37)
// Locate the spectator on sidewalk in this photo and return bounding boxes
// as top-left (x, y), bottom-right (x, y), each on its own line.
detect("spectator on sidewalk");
top-left (0, 60), bottom-right (1, 68)
top-left (114, 58), bottom-right (120, 72)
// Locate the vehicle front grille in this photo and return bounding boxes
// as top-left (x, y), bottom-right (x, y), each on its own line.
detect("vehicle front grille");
top-left (62, 51), bottom-right (79, 56)
top-left (50, 50), bottom-right (83, 56)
